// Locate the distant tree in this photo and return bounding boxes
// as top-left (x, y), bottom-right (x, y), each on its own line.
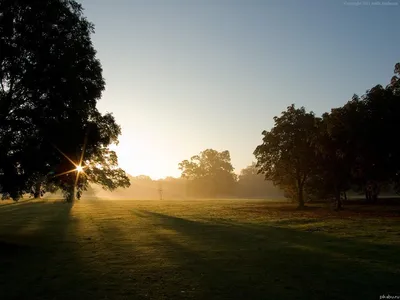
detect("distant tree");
top-left (164, 176), bottom-right (177, 181)
top-left (157, 177), bottom-right (187, 200)
top-left (237, 162), bottom-right (283, 199)
top-left (178, 149), bottom-right (237, 197)
top-left (0, 0), bottom-right (130, 201)
top-left (254, 105), bottom-right (318, 208)
top-left (134, 175), bottom-right (153, 181)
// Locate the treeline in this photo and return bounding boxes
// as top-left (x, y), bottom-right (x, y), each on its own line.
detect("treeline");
top-left (2, 2), bottom-right (399, 206)
top-left (106, 62), bottom-right (400, 204)
top-left (177, 63), bottom-right (400, 209)
top-left (253, 63), bottom-right (400, 209)
top-left (80, 167), bottom-right (283, 200)
top-left (177, 150), bottom-right (282, 199)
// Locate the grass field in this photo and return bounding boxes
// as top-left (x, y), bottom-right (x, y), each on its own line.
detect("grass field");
top-left (1, 199), bottom-right (400, 300)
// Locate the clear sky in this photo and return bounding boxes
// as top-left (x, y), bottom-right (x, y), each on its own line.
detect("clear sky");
top-left (80, 0), bottom-right (399, 179)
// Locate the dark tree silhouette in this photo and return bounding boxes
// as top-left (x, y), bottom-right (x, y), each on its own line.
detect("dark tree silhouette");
top-left (386, 63), bottom-right (400, 193)
top-left (331, 79), bottom-right (400, 203)
top-left (310, 111), bottom-right (354, 210)
top-left (254, 105), bottom-right (319, 208)
top-left (0, 0), bottom-right (130, 201)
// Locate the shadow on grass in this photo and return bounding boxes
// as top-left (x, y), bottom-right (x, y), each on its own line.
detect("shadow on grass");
top-left (2, 201), bottom-right (399, 300)
top-left (0, 201), bottom-right (145, 300)
top-left (345, 197), bottom-right (400, 205)
top-left (0, 199), bottom-right (29, 208)
top-left (269, 218), bottom-right (322, 226)
top-left (0, 201), bottom-right (74, 299)
top-left (134, 210), bottom-right (400, 300)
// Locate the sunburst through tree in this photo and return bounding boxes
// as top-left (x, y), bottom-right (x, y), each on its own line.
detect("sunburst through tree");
top-left (0, 0), bottom-right (131, 201)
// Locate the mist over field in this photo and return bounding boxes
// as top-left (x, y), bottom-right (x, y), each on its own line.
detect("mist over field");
top-left (43, 174), bottom-right (285, 200)
top-left (1, 1), bottom-right (400, 299)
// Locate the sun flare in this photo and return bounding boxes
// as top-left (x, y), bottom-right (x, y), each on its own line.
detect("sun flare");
top-left (76, 165), bottom-right (83, 173)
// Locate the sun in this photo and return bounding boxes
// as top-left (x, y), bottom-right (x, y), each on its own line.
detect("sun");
top-left (76, 165), bottom-right (83, 173)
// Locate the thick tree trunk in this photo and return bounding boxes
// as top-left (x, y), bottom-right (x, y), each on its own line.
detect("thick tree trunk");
top-left (297, 186), bottom-right (305, 209)
top-left (76, 189), bottom-right (82, 200)
top-left (372, 181), bottom-right (379, 203)
top-left (33, 182), bottom-right (41, 199)
top-left (365, 181), bottom-right (379, 203)
top-left (335, 190), bottom-right (343, 211)
top-left (66, 185), bottom-right (75, 203)
top-left (365, 190), bottom-right (372, 202)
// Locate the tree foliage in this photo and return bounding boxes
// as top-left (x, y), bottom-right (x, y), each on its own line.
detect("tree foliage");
top-left (254, 63), bottom-right (400, 208)
top-left (254, 105), bottom-right (318, 208)
top-left (178, 149), bottom-right (237, 197)
top-left (0, 0), bottom-right (130, 201)
top-left (236, 162), bottom-right (283, 199)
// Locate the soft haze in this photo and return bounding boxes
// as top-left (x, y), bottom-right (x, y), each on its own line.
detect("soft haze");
top-left (80, 0), bottom-right (399, 179)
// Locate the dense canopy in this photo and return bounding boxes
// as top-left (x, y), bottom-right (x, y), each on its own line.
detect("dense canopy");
top-left (0, 0), bottom-right (130, 201)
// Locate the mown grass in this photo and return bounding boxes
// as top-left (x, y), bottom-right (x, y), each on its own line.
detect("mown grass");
top-left (0, 199), bottom-right (399, 300)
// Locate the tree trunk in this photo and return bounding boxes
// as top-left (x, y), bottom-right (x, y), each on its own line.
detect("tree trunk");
top-left (33, 182), bottom-right (41, 199)
top-left (343, 191), bottom-right (347, 201)
top-left (372, 181), bottom-right (379, 203)
top-left (335, 190), bottom-right (343, 211)
top-left (365, 181), bottom-right (379, 203)
top-left (297, 186), bottom-right (305, 209)
top-left (365, 189), bottom-right (371, 202)
top-left (66, 185), bottom-right (75, 203)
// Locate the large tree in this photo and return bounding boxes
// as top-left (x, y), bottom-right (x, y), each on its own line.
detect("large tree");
top-left (338, 74), bottom-right (400, 202)
top-left (178, 149), bottom-right (237, 198)
top-left (254, 105), bottom-right (318, 208)
top-left (386, 63), bottom-right (400, 192)
top-left (310, 110), bottom-right (355, 210)
top-left (0, 0), bottom-right (130, 201)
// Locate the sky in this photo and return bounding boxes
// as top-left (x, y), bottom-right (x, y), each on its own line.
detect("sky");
top-left (80, 0), bottom-right (399, 180)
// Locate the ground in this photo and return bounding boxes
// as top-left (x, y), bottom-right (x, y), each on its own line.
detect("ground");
top-left (0, 199), bottom-right (399, 300)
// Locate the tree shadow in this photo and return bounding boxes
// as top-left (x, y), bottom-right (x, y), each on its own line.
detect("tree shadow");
top-left (0, 201), bottom-right (146, 300)
top-left (134, 210), bottom-right (400, 300)
top-left (78, 199), bottom-right (177, 299)
top-left (268, 218), bottom-right (322, 226)
top-left (0, 199), bottom-right (31, 208)
top-left (2, 201), bottom-right (399, 300)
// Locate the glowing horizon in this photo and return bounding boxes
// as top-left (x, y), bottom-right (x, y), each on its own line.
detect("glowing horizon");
top-left (109, 142), bottom-right (243, 180)
top-left (82, 1), bottom-right (399, 181)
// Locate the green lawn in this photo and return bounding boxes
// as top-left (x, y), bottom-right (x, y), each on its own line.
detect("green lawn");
top-left (0, 199), bottom-right (399, 300)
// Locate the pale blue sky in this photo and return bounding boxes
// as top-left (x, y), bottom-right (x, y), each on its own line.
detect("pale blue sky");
top-left (80, 0), bottom-right (399, 179)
